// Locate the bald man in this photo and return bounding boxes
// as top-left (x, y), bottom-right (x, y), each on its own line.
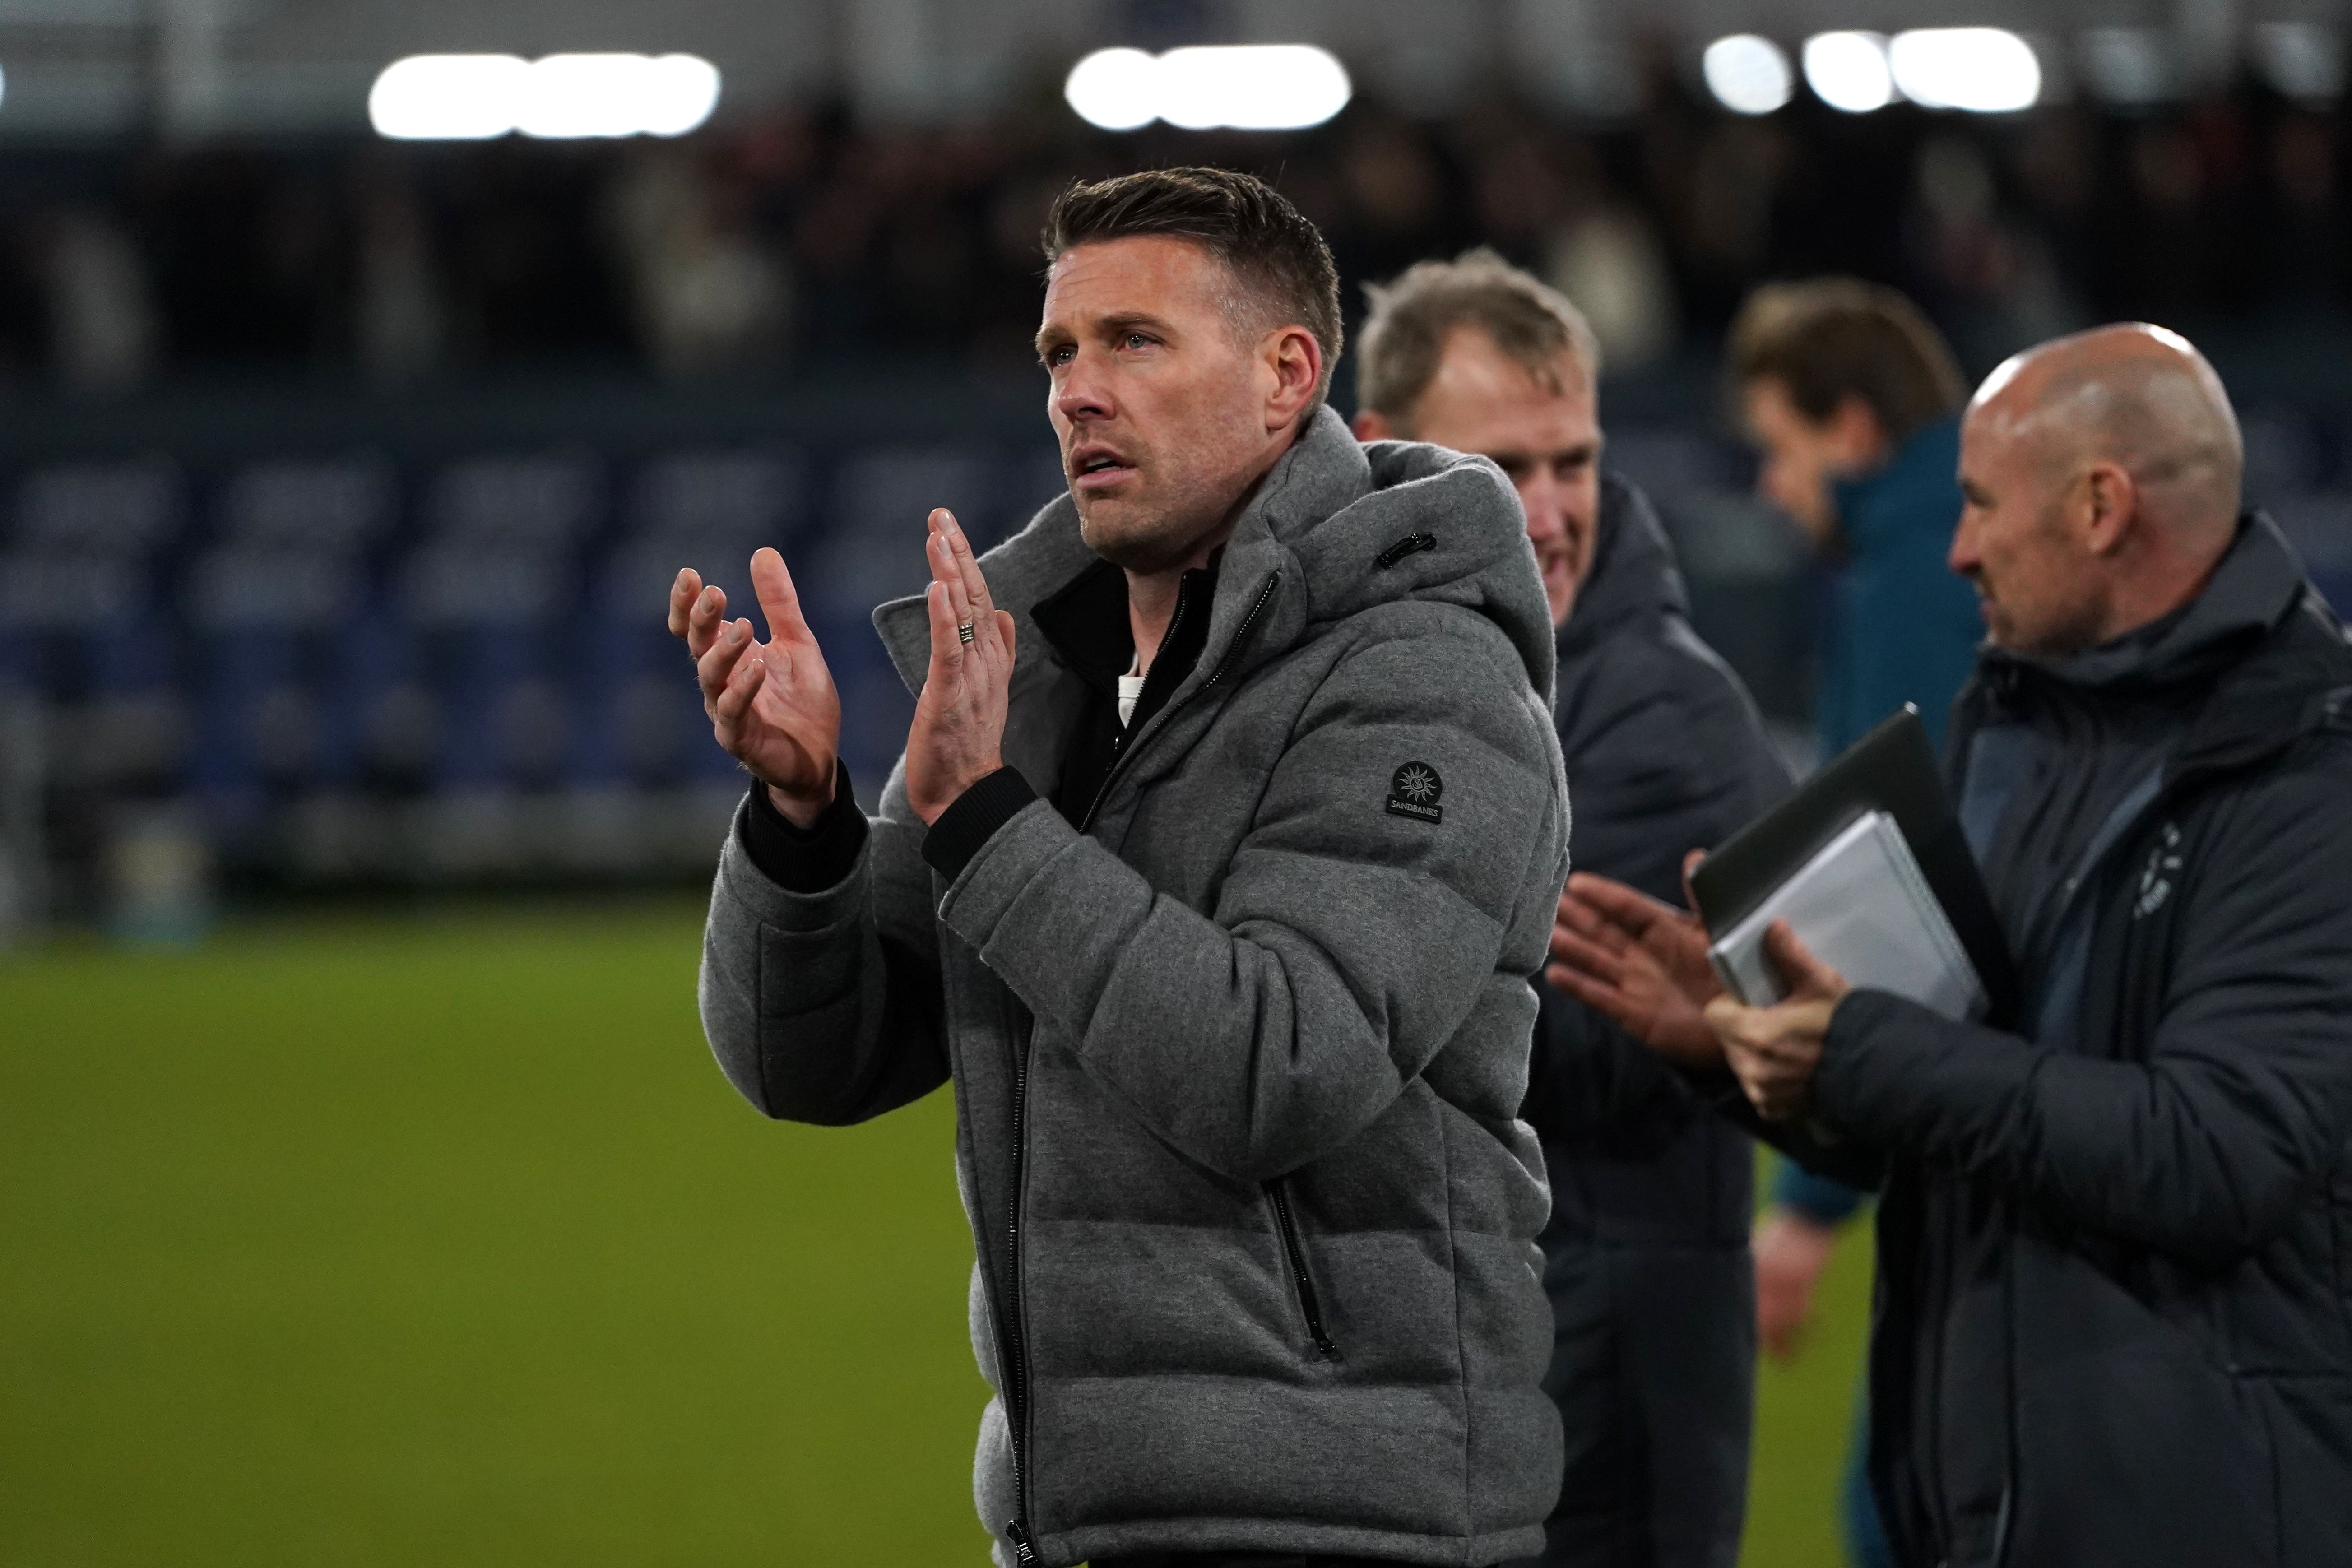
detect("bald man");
top-left (1550, 324), bottom-right (2352, 1568)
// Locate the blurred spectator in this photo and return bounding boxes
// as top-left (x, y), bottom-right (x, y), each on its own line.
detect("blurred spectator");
top-left (1729, 278), bottom-right (1981, 756)
top-left (1544, 144), bottom-right (1678, 371)
top-left (605, 145), bottom-right (793, 376)
top-left (33, 206), bottom-right (159, 391)
top-left (351, 162), bottom-right (447, 381)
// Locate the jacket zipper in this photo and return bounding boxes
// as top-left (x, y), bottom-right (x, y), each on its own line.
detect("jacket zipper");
top-left (1002, 569), bottom-right (1280, 1549)
top-left (1002, 1013), bottom-right (1038, 1559)
top-left (1078, 570), bottom-right (1280, 833)
top-left (1266, 1178), bottom-right (1341, 1359)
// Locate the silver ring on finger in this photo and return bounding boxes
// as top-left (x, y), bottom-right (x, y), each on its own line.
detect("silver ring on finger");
top-left (957, 622), bottom-right (975, 645)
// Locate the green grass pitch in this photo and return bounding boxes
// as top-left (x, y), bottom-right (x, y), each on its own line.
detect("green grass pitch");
top-left (0, 900), bottom-right (1873, 1566)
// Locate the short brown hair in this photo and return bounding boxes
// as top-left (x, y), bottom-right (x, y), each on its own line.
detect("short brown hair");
top-left (1728, 279), bottom-right (1966, 445)
top-left (1355, 248), bottom-right (1600, 426)
top-left (1042, 167), bottom-right (1344, 413)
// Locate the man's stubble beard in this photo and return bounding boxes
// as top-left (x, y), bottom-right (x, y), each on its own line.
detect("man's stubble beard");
top-left (1977, 572), bottom-right (2106, 659)
top-left (1076, 477), bottom-right (1235, 575)
top-left (1990, 501), bottom-right (2109, 659)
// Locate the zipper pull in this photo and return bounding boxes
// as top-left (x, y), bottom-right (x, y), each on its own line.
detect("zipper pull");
top-left (1006, 1519), bottom-right (1039, 1564)
top-left (1376, 531), bottom-right (1437, 568)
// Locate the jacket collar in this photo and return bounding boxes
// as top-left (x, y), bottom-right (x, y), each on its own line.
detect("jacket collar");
top-left (869, 402), bottom-right (1553, 714)
top-left (1980, 512), bottom-right (2306, 696)
top-left (872, 406), bottom-right (1370, 706)
top-left (1961, 513), bottom-right (2352, 779)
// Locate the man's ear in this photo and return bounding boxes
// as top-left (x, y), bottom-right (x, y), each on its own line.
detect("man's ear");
top-left (2079, 461), bottom-right (2140, 556)
top-left (1826, 395), bottom-right (1890, 471)
top-left (1353, 408), bottom-right (1396, 441)
top-left (1262, 325), bottom-right (1322, 433)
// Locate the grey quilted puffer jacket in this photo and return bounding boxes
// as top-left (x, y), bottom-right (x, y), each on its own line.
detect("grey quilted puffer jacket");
top-left (697, 407), bottom-right (1571, 1566)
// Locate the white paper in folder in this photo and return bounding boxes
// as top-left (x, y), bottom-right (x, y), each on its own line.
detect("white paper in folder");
top-left (1706, 810), bottom-right (1988, 1021)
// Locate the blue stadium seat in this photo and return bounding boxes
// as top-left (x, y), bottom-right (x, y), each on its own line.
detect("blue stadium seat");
top-left (400, 453), bottom-right (601, 792)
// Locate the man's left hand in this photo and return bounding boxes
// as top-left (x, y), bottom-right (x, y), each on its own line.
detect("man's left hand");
top-left (906, 508), bottom-right (1018, 825)
top-left (1704, 920), bottom-right (1851, 1122)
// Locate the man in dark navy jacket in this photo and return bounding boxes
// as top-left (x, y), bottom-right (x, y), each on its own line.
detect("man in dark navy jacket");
top-left (1554, 323), bottom-right (2352, 1568)
top-left (1356, 251), bottom-right (1790, 1568)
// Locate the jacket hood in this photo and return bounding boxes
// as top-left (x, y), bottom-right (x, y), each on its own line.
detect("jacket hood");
top-left (1969, 511), bottom-right (2352, 779)
top-left (875, 404), bottom-right (1556, 708)
top-left (1556, 473), bottom-right (1688, 659)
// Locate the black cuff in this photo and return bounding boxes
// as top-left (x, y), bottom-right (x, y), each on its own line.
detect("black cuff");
top-left (742, 761), bottom-right (867, 893)
top-left (921, 766), bottom-right (1038, 882)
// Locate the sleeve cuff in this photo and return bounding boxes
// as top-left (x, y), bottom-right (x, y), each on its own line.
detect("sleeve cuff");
top-left (921, 766), bottom-right (1038, 882)
top-left (741, 760), bottom-right (867, 893)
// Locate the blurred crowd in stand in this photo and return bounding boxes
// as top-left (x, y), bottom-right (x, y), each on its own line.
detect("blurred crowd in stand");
top-left (6, 62), bottom-right (2352, 932)
top-left (2, 67), bottom-right (2352, 390)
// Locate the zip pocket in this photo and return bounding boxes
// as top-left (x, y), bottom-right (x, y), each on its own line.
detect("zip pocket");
top-left (1264, 1178), bottom-right (1341, 1360)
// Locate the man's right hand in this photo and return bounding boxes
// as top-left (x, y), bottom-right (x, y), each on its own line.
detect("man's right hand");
top-left (668, 548), bottom-right (841, 826)
top-left (1545, 858), bottom-right (1725, 1067)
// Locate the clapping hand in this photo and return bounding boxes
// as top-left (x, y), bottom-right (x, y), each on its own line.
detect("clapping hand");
top-left (668, 547), bottom-right (841, 826)
top-left (904, 508), bottom-right (1017, 826)
top-left (1546, 855), bottom-right (1726, 1067)
top-left (1546, 852), bottom-right (1854, 1121)
top-left (671, 510), bottom-right (1011, 830)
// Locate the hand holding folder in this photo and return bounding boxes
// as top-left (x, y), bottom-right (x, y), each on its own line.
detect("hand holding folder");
top-left (1553, 869), bottom-right (1852, 1120)
top-left (1549, 707), bottom-right (2016, 1122)
top-left (1686, 707), bottom-right (2015, 1026)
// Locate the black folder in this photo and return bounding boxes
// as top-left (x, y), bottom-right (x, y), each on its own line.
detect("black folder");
top-left (1687, 706), bottom-right (2019, 1027)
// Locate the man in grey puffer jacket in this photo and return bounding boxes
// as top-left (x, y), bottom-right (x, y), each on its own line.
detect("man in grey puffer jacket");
top-left (667, 169), bottom-right (1569, 1567)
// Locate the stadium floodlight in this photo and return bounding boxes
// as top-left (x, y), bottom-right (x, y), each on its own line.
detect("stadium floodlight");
top-left (1803, 32), bottom-right (1895, 113)
top-left (1156, 45), bottom-right (1350, 130)
top-left (370, 54), bottom-right (531, 140)
top-left (1703, 34), bottom-right (1792, 115)
top-left (1888, 29), bottom-right (2041, 113)
top-left (516, 53), bottom-right (721, 139)
top-left (1065, 47), bottom-right (1161, 131)
top-left (369, 51), bottom-right (720, 141)
top-left (635, 54), bottom-right (723, 136)
top-left (1062, 44), bottom-right (1350, 132)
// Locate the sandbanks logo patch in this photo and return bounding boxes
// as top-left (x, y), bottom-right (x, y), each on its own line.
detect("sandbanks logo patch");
top-left (1386, 761), bottom-right (1443, 823)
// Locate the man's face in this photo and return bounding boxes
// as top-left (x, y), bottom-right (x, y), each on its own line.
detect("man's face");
top-left (1391, 327), bottom-right (1601, 624)
top-left (1951, 407), bottom-right (2101, 656)
top-left (1037, 236), bottom-right (1292, 574)
top-left (1740, 376), bottom-right (1878, 548)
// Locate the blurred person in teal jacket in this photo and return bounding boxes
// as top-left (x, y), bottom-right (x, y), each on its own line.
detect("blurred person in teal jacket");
top-left (1726, 279), bottom-right (1982, 1568)
top-left (1731, 278), bottom-right (1983, 756)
